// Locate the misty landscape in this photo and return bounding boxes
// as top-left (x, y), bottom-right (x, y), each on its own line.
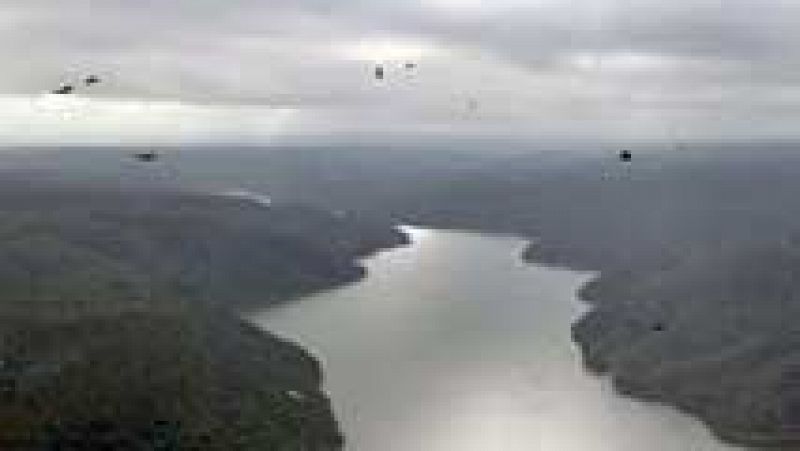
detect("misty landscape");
top-left (0, 143), bottom-right (793, 448)
top-left (2, 0), bottom-right (800, 449)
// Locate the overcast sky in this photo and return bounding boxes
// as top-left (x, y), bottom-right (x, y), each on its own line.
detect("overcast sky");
top-left (2, 0), bottom-right (800, 144)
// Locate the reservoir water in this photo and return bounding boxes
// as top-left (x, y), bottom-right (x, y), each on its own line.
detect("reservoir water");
top-left (249, 227), bottom-right (740, 451)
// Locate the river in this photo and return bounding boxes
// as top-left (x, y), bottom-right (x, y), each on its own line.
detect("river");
top-left (249, 227), bottom-right (741, 451)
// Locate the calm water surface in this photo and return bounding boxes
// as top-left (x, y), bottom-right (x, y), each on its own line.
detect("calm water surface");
top-left (250, 227), bottom-right (741, 451)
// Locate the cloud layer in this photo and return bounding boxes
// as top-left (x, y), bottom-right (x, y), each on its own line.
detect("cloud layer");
top-left (2, 0), bottom-right (800, 143)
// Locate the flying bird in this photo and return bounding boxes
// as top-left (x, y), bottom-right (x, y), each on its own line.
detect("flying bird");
top-left (619, 149), bottom-right (632, 162)
top-left (51, 85), bottom-right (74, 95)
top-left (374, 64), bottom-right (385, 81)
top-left (132, 151), bottom-right (159, 162)
top-left (84, 75), bottom-right (101, 86)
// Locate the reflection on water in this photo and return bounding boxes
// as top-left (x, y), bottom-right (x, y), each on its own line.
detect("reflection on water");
top-left (249, 227), bottom-right (740, 451)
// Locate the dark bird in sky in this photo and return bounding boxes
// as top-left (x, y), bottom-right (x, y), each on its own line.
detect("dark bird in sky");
top-left (132, 151), bottom-right (159, 162)
top-left (51, 85), bottom-right (74, 95)
top-left (619, 149), bottom-right (632, 162)
top-left (84, 75), bottom-right (101, 86)
top-left (374, 64), bottom-right (385, 80)
top-left (404, 62), bottom-right (417, 70)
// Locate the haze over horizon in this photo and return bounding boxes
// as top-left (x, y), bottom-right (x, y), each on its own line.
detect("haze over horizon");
top-left (2, 1), bottom-right (800, 145)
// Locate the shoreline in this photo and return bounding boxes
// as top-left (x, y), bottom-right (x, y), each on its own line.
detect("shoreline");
top-left (238, 225), bottom-right (411, 318)
top-left (349, 225), bottom-right (746, 448)
top-left (252, 224), bottom-right (774, 449)
top-left (257, 226), bottom-right (746, 449)
top-left (569, 276), bottom-right (748, 448)
top-left (518, 243), bottom-right (744, 448)
top-left (521, 240), bottom-right (782, 449)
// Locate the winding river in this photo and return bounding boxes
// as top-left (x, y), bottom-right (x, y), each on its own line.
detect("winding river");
top-left (249, 227), bottom-right (740, 451)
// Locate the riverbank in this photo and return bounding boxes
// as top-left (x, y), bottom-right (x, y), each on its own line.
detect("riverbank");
top-left (252, 227), bottom-right (738, 451)
top-left (0, 307), bottom-right (344, 448)
top-left (0, 182), bottom-right (407, 448)
top-left (380, 219), bottom-right (792, 448)
top-left (508, 233), bottom-right (761, 447)
top-left (571, 278), bottom-right (773, 448)
top-left (523, 239), bottom-right (797, 449)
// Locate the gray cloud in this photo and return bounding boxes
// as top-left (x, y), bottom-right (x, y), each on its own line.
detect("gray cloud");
top-left (2, 0), bottom-right (800, 142)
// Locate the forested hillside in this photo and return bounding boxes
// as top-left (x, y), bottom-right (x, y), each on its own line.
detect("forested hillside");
top-left (0, 180), bottom-right (404, 448)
